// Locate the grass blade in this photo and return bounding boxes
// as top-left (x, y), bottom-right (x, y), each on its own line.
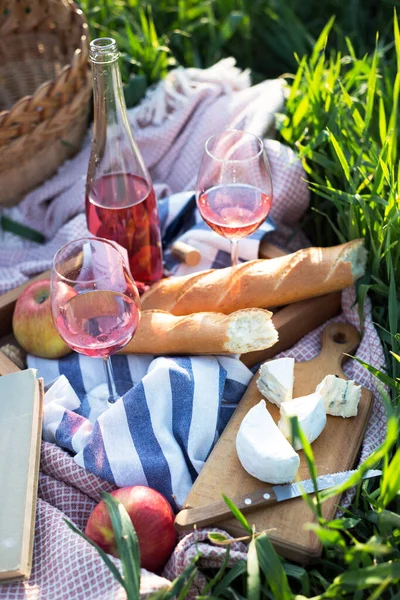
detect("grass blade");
top-left (394, 8), bottom-right (400, 72)
top-left (213, 561), bottom-right (247, 595)
top-left (351, 357), bottom-right (400, 391)
top-left (290, 416), bottom-right (322, 518)
top-left (63, 518), bottom-right (125, 589)
top-left (388, 262), bottom-right (399, 378)
top-left (283, 562), bottom-right (310, 596)
top-left (364, 40), bottom-right (378, 131)
top-left (151, 556), bottom-right (199, 600)
top-left (255, 533), bottom-right (293, 600)
top-left (326, 129), bottom-right (351, 183)
top-left (222, 495), bottom-right (252, 534)
top-left (319, 415), bottom-right (397, 502)
top-left (247, 538), bottom-right (260, 600)
top-left (310, 16), bottom-right (335, 68)
top-left (387, 71), bottom-right (400, 166)
top-left (201, 547), bottom-right (231, 594)
top-left (306, 523), bottom-right (345, 550)
top-left (378, 97), bottom-right (387, 145)
top-left (101, 493), bottom-right (141, 600)
top-left (379, 446), bottom-right (400, 507)
top-left (366, 577), bottom-right (393, 600)
top-left (332, 561), bottom-right (400, 590)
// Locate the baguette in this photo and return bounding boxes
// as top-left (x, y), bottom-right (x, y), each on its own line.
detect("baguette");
top-left (120, 308), bottom-right (278, 355)
top-left (141, 239), bottom-right (367, 315)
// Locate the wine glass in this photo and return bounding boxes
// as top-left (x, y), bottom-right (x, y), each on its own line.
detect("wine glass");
top-left (196, 129), bottom-right (273, 266)
top-left (51, 237), bottom-right (141, 406)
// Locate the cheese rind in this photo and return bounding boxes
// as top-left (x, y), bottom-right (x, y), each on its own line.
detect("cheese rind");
top-left (256, 357), bottom-right (295, 407)
top-left (236, 399), bottom-right (300, 484)
top-left (316, 375), bottom-right (361, 418)
top-left (278, 392), bottom-right (326, 450)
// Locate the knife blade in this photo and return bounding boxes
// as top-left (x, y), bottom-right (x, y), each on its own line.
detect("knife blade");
top-left (175, 469), bottom-right (381, 532)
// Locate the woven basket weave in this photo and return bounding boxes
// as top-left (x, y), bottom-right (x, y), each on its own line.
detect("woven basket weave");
top-left (0, 0), bottom-right (91, 207)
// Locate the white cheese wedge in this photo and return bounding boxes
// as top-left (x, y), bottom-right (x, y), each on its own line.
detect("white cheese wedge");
top-left (236, 399), bottom-right (300, 484)
top-left (256, 357), bottom-right (295, 407)
top-left (278, 392), bottom-right (326, 450)
top-left (316, 375), bottom-right (361, 418)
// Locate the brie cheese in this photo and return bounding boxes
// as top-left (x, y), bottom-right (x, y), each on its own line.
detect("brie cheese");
top-left (278, 392), bottom-right (326, 450)
top-left (316, 375), bottom-right (361, 418)
top-left (256, 357), bottom-right (295, 407)
top-left (236, 400), bottom-right (300, 484)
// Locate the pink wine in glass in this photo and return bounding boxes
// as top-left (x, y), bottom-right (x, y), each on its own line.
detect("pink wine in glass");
top-left (198, 184), bottom-right (272, 239)
top-left (55, 289), bottom-right (140, 357)
top-left (86, 173), bottom-right (163, 287)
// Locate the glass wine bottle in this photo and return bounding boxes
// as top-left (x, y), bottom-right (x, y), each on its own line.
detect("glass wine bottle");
top-left (86, 38), bottom-right (163, 292)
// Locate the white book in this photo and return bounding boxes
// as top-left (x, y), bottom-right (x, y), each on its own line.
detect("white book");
top-left (0, 369), bottom-right (43, 582)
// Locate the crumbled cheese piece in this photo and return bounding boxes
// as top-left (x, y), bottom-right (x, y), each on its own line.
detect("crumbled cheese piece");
top-left (316, 375), bottom-right (361, 418)
top-left (256, 357), bottom-right (295, 407)
top-left (278, 392), bottom-right (326, 450)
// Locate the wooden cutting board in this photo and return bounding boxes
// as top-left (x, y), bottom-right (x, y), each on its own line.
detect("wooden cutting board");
top-left (182, 322), bottom-right (373, 563)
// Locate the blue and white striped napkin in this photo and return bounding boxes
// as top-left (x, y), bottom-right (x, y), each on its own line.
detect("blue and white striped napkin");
top-left (28, 353), bottom-right (252, 509)
top-left (29, 190), bottom-right (274, 508)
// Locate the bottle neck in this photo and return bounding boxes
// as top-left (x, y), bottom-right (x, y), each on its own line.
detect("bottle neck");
top-left (89, 37), bottom-right (129, 137)
top-left (88, 37), bottom-right (150, 185)
top-left (92, 58), bottom-right (129, 135)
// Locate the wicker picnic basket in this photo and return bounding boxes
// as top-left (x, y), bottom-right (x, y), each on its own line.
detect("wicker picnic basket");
top-left (0, 0), bottom-right (91, 207)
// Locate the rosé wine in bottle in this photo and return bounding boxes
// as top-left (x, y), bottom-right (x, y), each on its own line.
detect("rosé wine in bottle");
top-left (86, 173), bottom-right (162, 285)
top-left (198, 184), bottom-right (272, 240)
top-left (86, 38), bottom-right (163, 289)
top-left (55, 289), bottom-right (140, 357)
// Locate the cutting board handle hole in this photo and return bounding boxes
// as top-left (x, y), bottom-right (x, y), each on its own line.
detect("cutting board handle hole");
top-left (332, 332), bottom-right (347, 344)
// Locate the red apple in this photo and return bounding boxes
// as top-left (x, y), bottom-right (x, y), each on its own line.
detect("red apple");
top-left (85, 486), bottom-right (177, 572)
top-left (12, 279), bottom-right (71, 359)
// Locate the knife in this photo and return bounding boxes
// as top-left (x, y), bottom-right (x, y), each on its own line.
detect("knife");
top-left (175, 469), bottom-right (381, 532)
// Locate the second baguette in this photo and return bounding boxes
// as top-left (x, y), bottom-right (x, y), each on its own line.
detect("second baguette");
top-left (120, 309), bottom-right (278, 355)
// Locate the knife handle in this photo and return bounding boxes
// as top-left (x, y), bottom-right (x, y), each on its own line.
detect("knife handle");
top-left (174, 487), bottom-right (278, 532)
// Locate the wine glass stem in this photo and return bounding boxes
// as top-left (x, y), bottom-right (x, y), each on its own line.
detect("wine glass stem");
top-left (103, 356), bottom-right (119, 404)
top-left (230, 239), bottom-right (239, 267)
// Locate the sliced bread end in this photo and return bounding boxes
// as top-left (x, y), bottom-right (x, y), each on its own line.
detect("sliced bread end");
top-left (225, 309), bottom-right (278, 354)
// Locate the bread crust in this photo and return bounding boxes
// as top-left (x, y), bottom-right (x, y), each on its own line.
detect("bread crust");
top-left (141, 240), bottom-right (366, 315)
top-left (120, 308), bottom-right (276, 355)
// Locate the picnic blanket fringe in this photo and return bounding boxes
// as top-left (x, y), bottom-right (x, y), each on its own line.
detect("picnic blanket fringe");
top-left (133, 57), bottom-right (251, 127)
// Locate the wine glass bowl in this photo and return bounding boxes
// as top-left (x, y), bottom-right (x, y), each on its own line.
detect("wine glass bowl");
top-left (196, 129), bottom-right (273, 265)
top-left (51, 237), bottom-right (141, 404)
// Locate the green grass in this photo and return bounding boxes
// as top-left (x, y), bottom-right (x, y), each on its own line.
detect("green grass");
top-left (278, 14), bottom-right (400, 382)
top-left (73, 1), bottom-right (400, 597)
top-left (78, 0), bottom-right (399, 104)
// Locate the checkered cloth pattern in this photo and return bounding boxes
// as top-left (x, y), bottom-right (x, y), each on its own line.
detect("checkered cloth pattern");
top-left (0, 58), bottom-right (386, 599)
